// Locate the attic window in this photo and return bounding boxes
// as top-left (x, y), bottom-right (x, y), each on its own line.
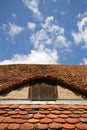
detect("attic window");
top-left (29, 78), bottom-right (58, 101)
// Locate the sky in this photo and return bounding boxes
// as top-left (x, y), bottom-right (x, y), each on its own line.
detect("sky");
top-left (0, 0), bottom-right (87, 65)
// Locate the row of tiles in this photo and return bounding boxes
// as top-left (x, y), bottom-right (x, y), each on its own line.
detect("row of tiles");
top-left (0, 104), bottom-right (87, 130)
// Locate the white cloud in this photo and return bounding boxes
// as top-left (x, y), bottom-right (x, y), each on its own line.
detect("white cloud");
top-left (30, 16), bottom-right (70, 49)
top-left (42, 16), bottom-right (64, 34)
top-left (81, 58), bottom-right (87, 65)
top-left (22, 0), bottom-right (43, 20)
top-left (78, 12), bottom-right (87, 19)
top-left (1, 22), bottom-right (24, 39)
top-left (83, 58), bottom-right (87, 64)
top-left (12, 13), bottom-right (16, 18)
top-left (8, 22), bottom-right (24, 38)
top-left (0, 49), bottom-right (58, 65)
top-left (72, 12), bottom-right (87, 48)
top-left (1, 24), bottom-right (7, 32)
top-left (56, 35), bottom-right (70, 48)
top-left (27, 22), bottom-right (36, 31)
top-left (77, 17), bottom-right (87, 32)
top-left (60, 11), bottom-right (66, 16)
top-left (0, 15), bottom-right (70, 65)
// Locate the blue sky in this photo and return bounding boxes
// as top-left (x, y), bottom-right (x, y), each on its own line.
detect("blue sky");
top-left (0, 0), bottom-right (87, 65)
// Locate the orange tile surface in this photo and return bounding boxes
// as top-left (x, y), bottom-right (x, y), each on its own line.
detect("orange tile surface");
top-left (0, 104), bottom-right (87, 129)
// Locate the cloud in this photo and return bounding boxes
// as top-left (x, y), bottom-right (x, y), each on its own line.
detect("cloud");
top-left (72, 12), bottom-right (87, 48)
top-left (0, 49), bottom-right (58, 65)
top-left (1, 22), bottom-right (24, 39)
top-left (8, 22), bottom-right (24, 38)
top-left (22, 0), bottom-right (43, 20)
top-left (12, 13), bottom-right (16, 18)
top-left (60, 11), bottom-right (66, 16)
top-left (0, 15), bottom-right (69, 65)
top-left (27, 22), bottom-right (36, 31)
top-left (78, 12), bottom-right (87, 19)
top-left (1, 24), bottom-right (7, 32)
top-left (30, 16), bottom-right (70, 49)
top-left (81, 58), bottom-right (87, 65)
top-left (55, 35), bottom-right (70, 48)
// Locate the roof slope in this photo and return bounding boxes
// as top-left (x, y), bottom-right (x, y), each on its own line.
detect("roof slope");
top-left (0, 64), bottom-right (87, 94)
top-left (0, 104), bottom-right (87, 129)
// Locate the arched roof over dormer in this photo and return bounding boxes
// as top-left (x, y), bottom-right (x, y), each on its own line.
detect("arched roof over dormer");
top-left (0, 64), bottom-right (87, 95)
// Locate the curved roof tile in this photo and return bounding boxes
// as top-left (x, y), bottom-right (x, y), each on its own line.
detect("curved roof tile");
top-left (0, 104), bottom-right (87, 129)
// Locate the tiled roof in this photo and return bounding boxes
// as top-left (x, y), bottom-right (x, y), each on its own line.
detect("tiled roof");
top-left (0, 64), bottom-right (87, 95)
top-left (0, 104), bottom-right (87, 130)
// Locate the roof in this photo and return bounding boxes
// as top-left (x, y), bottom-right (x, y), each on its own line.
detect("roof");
top-left (0, 64), bottom-right (87, 129)
top-left (0, 104), bottom-right (87, 129)
top-left (0, 64), bottom-right (87, 95)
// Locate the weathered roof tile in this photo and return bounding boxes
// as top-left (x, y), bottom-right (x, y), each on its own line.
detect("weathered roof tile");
top-left (40, 117), bottom-right (53, 124)
top-left (0, 116), bottom-right (5, 123)
top-left (20, 123), bottom-right (34, 130)
top-left (34, 113), bottom-right (45, 119)
top-left (28, 118), bottom-right (39, 123)
top-left (79, 117), bottom-right (87, 123)
top-left (63, 123), bottom-right (75, 129)
top-left (14, 118), bottom-right (26, 124)
top-left (53, 118), bottom-right (66, 123)
top-left (8, 123), bottom-right (20, 130)
top-left (47, 113), bottom-right (58, 119)
top-left (0, 123), bottom-right (9, 130)
top-left (49, 122), bottom-right (62, 129)
top-left (34, 123), bottom-right (48, 130)
top-left (58, 114), bottom-right (68, 118)
top-left (75, 123), bottom-right (87, 130)
top-left (0, 104), bottom-right (87, 129)
top-left (3, 117), bottom-right (14, 123)
top-left (66, 118), bottom-right (79, 124)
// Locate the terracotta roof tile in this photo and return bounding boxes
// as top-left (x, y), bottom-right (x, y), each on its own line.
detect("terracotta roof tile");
top-left (0, 104), bottom-right (9, 109)
top-left (39, 110), bottom-right (50, 114)
top-left (8, 123), bottom-right (20, 130)
top-left (34, 123), bottom-right (48, 130)
top-left (0, 123), bottom-right (9, 130)
top-left (66, 118), bottom-right (79, 124)
top-left (28, 118), bottom-right (40, 123)
top-left (40, 117), bottom-right (53, 124)
top-left (3, 117), bottom-right (14, 123)
top-left (47, 113), bottom-right (58, 119)
top-left (14, 118), bottom-right (26, 124)
top-left (63, 123), bottom-right (75, 129)
top-left (0, 116), bottom-right (5, 122)
top-left (9, 104), bottom-right (19, 109)
top-left (53, 118), bottom-right (66, 123)
top-left (79, 117), bottom-right (87, 123)
top-left (34, 113), bottom-right (45, 119)
top-left (75, 123), bottom-right (87, 130)
top-left (58, 114), bottom-right (68, 118)
top-left (49, 122), bottom-right (62, 129)
top-left (20, 123), bottom-right (34, 130)
top-left (22, 114), bottom-right (33, 119)
top-left (0, 104), bottom-right (87, 129)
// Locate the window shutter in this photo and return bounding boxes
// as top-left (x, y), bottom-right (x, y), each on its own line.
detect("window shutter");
top-left (29, 79), bottom-right (58, 101)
